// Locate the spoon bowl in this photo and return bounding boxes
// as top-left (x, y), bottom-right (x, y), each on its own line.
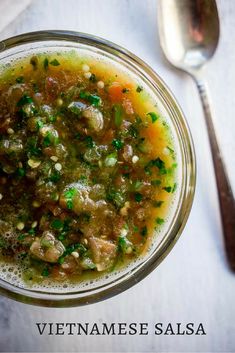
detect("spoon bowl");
top-left (158, 0), bottom-right (220, 73)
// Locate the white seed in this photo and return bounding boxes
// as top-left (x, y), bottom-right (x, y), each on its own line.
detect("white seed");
top-left (84, 72), bottom-right (92, 79)
top-left (7, 128), bottom-right (14, 135)
top-left (71, 251), bottom-right (79, 259)
top-left (16, 222), bottom-right (25, 231)
top-left (125, 246), bottom-right (132, 254)
top-left (28, 159), bottom-right (41, 168)
top-left (56, 98), bottom-right (63, 106)
top-left (83, 238), bottom-right (88, 245)
top-left (97, 80), bottom-right (104, 89)
top-left (82, 64), bottom-right (90, 72)
top-left (50, 155), bottom-right (58, 162)
top-left (120, 228), bottom-right (128, 237)
top-left (163, 147), bottom-right (170, 155)
top-left (0, 193), bottom-right (3, 200)
top-left (98, 160), bottom-right (102, 168)
top-left (31, 221), bottom-right (38, 228)
top-left (132, 155), bottom-right (139, 164)
top-left (18, 162), bottom-right (23, 168)
top-left (32, 200), bottom-right (41, 208)
top-left (55, 163), bottom-right (62, 171)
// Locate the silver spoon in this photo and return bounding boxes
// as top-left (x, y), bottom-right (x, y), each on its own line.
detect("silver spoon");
top-left (157, 0), bottom-right (235, 270)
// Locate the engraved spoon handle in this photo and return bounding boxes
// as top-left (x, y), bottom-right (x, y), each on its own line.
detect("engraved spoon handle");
top-left (195, 78), bottom-right (235, 270)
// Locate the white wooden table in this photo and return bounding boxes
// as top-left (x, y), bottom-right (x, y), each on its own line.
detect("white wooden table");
top-left (0, 1), bottom-right (234, 352)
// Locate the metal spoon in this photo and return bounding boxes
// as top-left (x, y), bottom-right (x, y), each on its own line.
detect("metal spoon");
top-left (157, 0), bottom-right (235, 270)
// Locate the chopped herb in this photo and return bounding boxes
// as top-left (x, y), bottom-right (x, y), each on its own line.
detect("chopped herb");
top-left (153, 200), bottom-right (164, 208)
top-left (85, 136), bottom-right (95, 148)
top-left (58, 243), bottom-right (87, 264)
top-left (151, 179), bottom-right (161, 186)
top-left (163, 186), bottom-right (172, 193)
top-left (128, 124), bottom-right (139, 138)
top-left (49, 171), bottom-right (60, 183)
top-left (16, 168), bottom-right (25, 177)
top-left (136, 85), bottom-right (143, 93)
top-left (17, 234), bottom-right (25, 241)
top-left (133, 180), bottom-right (142, 190)
top-left (146, 157), bottom-right (167, 175)
top-left (156, 217), bottom-right (164, 225)
top-left (16, 76), bottom-right (24, 84)
top-left (79, 91), bottom-right (101, 107)
top-left (50, 59), bottom-right (60, 66)
top-left (140, 226), bottom-right (147, 236)
top-left (36, 120), bottom-right (44, 130)
top-left (51, 219), bottom-right (63, 230)
top-left (134, 192), bottom-right (143, 202)
top-left (28, 229), bottom-right (35, 235)
top-left (58, 233), bottom-right (66, 241)
top-left (30, 56), bottom-right (38, 70)
top-left (118, 236), bottom-right (132, 253)
top-left (89, 73), bottom-right (97, 82)
top-left (112, 139), bottom-right (124, 150)
top-left (41, 267), bottom-right (50, 277)
top-left (172, 182), bottom-right (177, 193)
top-left (122, 88), bottom-right (129, 93)
top-left (167, 146), bottom-right (174, 155)
top-left (133, 226), bottom-right (139, 232)
top-left (113, 104), bottom-right (123, 127)
top-left (43, 58), bottom-right (49, 70)
top-left (17, 94), bottom-right (33, 107)
top-left (43, 132), bottom-right (59, 147)
top-left (107, 189), bottom-right (125, 208)
top-left (147, 112), bottom-right (159, 123)
top-left (64, 187), bottom-right (77, 210)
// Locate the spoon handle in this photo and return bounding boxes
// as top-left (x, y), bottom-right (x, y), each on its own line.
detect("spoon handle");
top-left (195, 78), bottom-right (235, 270)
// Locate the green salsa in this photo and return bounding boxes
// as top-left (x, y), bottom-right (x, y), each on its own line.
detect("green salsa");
top-left (0, 52), bottom-right (177, 285)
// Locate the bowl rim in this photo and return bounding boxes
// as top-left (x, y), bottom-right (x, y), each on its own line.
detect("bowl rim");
top-left (0, 30), bottom-right (196, 307)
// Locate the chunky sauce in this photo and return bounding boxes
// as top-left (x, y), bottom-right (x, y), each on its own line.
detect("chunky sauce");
top-left (0, 52), bottom-right (177, 285)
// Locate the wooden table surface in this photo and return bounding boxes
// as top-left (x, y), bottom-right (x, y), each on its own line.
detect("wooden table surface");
top-left (0, 0), bottom-right (234, 352)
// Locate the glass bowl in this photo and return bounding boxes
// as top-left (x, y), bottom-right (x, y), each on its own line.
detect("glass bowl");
top-left (0, 31), bottom-right (196, 307)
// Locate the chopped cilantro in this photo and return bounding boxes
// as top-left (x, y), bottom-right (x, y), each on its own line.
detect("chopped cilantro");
top-left (151, 179), bottom-right (161, 186)
top-left (64, 187), bottom-right (77, 210)
top-left (36, 120), bottom-right (44, 130)
top-left (51, 219), bottom-right (63, 230)
top-left (147, 112), bottom-right (159, 123)
top-left (113, 104), bottom-right (123, 127)
top-left (44, 58), bottom-right (49, 70)
top-left (85, 136), bottom-right (95, 148)
top-left (163, 186), bottom-right (172, 193)
top-left (50, 59), bottom-right (60, 66)
top-left (153, 200), bottom-right (164, 208)
top-left (49, 171), bottom-right (60, 183)
top-left (16, 168), bottom-right (25, 177)
top-left (122, 88), bottom-right (130, 93)
top-left (41, 267), bottom-right (50, 277)
top-left (17, 94), bottom-right (33, 107)
top-left (79, 91), bottom-right (101, 107)
top-left (112, 139), bottom-right (124, 150)
top-left (136, 85), bottom-right (143, 93)
top-left (140, 226), bottom-right (147, 236)
top-left (156, 217), bottom-right (164, 225)
top-left (134, 192), bottom-right (143, 202)
top-left (16, 76), bottom-right (24, 84)
top-left (17, 234), bottom-right (25, 241)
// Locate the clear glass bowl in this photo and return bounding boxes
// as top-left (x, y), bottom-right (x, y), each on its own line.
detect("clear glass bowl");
top-left (0, 31), bottom-right (196, 307)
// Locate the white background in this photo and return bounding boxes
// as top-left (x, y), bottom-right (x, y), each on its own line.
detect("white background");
top-left (0, 0), bottom-right (235, 352)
